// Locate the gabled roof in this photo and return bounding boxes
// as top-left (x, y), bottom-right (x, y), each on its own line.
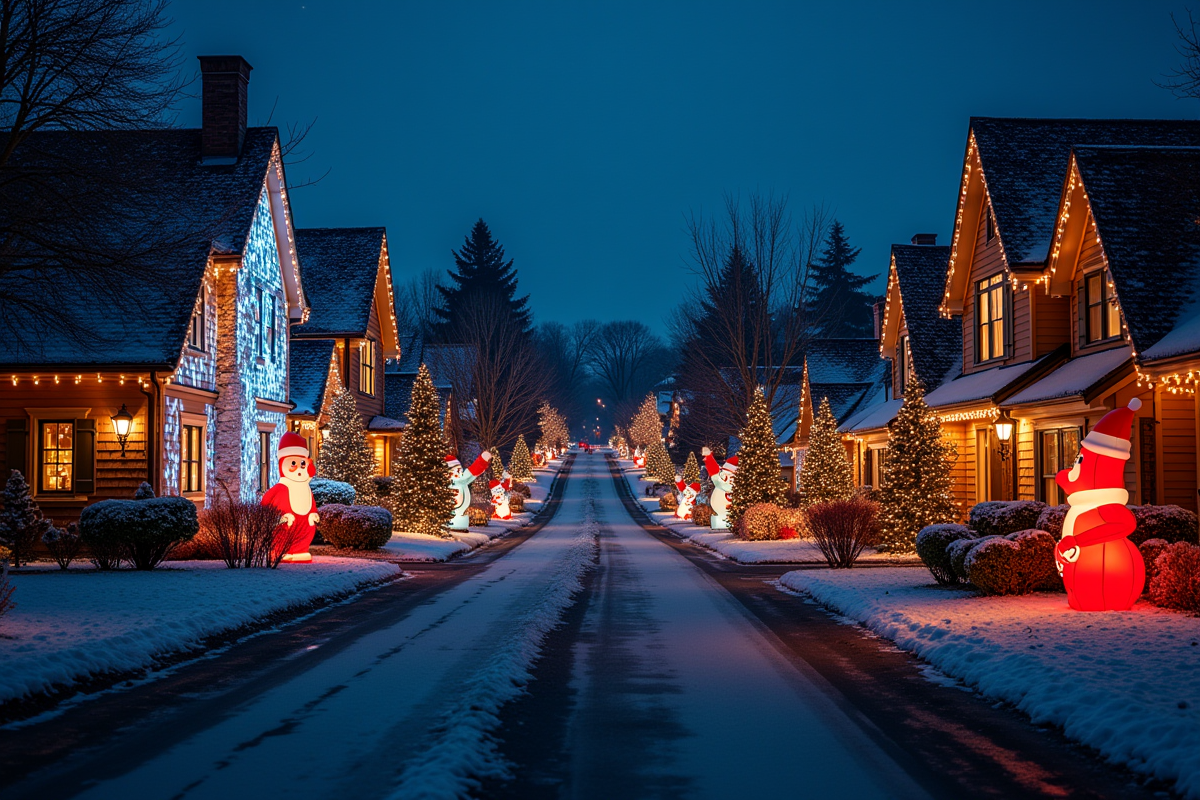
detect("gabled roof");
top-left (289, 339), bottom-right (338, 417)
top-left (292, 227), bottom-right (389, 340)
top-left (886, 245), bottom-right (961, 391)
top-left (924, 347), bottom-right (1065, 409)
top-left (805, 338), bottom-right (888, 386)
top-left (0, 127), bottom-right (301, 368)
top-left (1003, 346), bottom-right (1132, 406)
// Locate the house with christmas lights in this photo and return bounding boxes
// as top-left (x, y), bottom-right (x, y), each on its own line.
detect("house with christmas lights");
top-left (383, 333), bottom-right (477, 460)
top-left (286, 227), bottom-right (402, 473)
top-left (0, 56), bottom-right (308, 518)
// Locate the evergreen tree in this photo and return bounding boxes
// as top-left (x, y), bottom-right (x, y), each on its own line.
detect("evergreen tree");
top-left (488, 450), bottom-right (506, 483)
top-left (628, 394), bottom-right (661, 450)
top-left (510, 434), bottom-right (534, 482)
top-left (799, 397), bottom-right (855, 506)
top-left (877, 375), bottom-right (958, 552)
top-left (693, 243), bottom-right (765, 366)
top-left (318, 389), bottom-right (378, 505)
top-left (682, 451), bottom-right (701, 486)
top-left (0, 471), bottom-right (52, 568)
top-left (645, 440), bottom-right (676, 484)
top-left (393, 365), bottom-right (456, 536)
top-left (433, 219), bottom-right (532, 343)
top-left (728, 387), bottom-right (787, 527)
top-left (537, 402), bottom-right (570, 451)
top-left (808, 220), bottom-right (877, 338)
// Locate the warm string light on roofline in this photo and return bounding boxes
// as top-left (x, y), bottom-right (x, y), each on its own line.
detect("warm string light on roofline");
top-left (879, 262), bottom-right (900, 358)
top-left (937, 406), bottom-right (999, 423)
top-left (10, 373), bottom-right (149, 387)
top-left (1137, 367), bottom-right (1198, 395)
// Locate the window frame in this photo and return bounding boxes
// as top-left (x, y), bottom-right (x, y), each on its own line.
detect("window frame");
top-left (188, 284), bottom-right (207, 352)
top-left (254, 285), bottom-right (265, 360)
top-left (359, 338), bottom-right (377, 397)
top-left (37, 419), bottom-right (75, 494)
top-left (897, 334), bottom-right (911, 394)
top-left (265, 293), bottom-right (276, 360)
top-left (258, 430), bottom-right (272, 493)
top-left (1036, 426), bottom-right (1082, 505)
top-left (985, 207), bottom-right (996, 243)
top-left (974, 273), bottom-right (1009, 365)
top-left (1083, 270), bottom-right (1121, 345)
top-left (181, 423), bottom-right (204, 495)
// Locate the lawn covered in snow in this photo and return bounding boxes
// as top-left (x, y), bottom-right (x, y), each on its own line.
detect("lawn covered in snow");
top-left (779, 566), bottom-right (1200, 798)
top-left (0, 557), bottom-right (401, 707)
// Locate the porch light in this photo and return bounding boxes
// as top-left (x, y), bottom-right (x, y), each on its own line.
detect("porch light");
top-left (993, 409), bottom-right (1015, 461)
top-left (111, 404), bottom-right (134, 458)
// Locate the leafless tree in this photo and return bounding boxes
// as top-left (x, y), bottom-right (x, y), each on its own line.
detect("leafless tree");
top-left (395, 268), bottom-right (446, 337)
top-left (1160, 10), bottom-right (1200, 101)
top-left (585, 320), bottom-right (669, 411)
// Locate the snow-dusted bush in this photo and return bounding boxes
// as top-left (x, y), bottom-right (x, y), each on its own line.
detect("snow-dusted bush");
top-left (948, 535), bottom-right (1001, 582)
top-left (310, 478), bottom-right (355, 508)
top-left (80, 497), bottom-right (199, 570)
top-left (1147, 541), bottom-right (1200, 612)
top-left (806, 498), bottom-right (879, 568)
top-left (133, 481), bottom-right (155, 500)
top-left (968, 501), bottom-right (1048, 538)
top-left (916, 524), bottom-right (976, 585)
top-left (965, 530), bottom-right (1058, 596)
top-left (510, 481), bottom-right (532, 499)
top-left (1129, 505), bottom-right (1198, 546)
top-left (737, 503), bottom-right (784, 541)
top-left (691, 504), bottom-right (712, 527)
top-left (659, 493), bottom-right (678, 512)
top-left (1140, 538), bottom-right (1170, 586)
top-left (467, 506), bottom-right (490, 527)
top-left (509, 493), bottom-right (525, 513)
top-left (318, 504), bottom-right (393, 550)
top-left (0, 470), bottom-right (52, 567)
top-left (1035, 505), bottom-right (1068, 537)
top-left (42, 523), bottom-right (81, 570)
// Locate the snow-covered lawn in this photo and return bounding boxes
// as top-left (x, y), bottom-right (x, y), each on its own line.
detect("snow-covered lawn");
top-left (779, 567), bottom-right (1200, 798)
top-left (615, 457), bottom-right (918, 565)
top-left (0, 557), bottom-right (401, 708)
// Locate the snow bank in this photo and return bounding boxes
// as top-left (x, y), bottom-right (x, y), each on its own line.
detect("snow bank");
top-left (778, 567), bottom-right (1200, 797)
top-left (0, 557), bottom-right (401, 706)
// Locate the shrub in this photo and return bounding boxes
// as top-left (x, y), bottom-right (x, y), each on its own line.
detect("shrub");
top-left (968, 501), bottom-right (1048, 538)
top-left (948, 535), bottom-right (1001, 582)
top-left (1035, 505), bottom-right (1068, 537)
top-left (916, 524), bottom-right (976, 585)
top-left (372, 475), bottom-right (398, 499)
top-left (1140, 538), bottom-right (1170, 586)
top-left (318, 504), bottom-right (393, 550)
top-left (199, 488), bottom-right (296, 568)
top-left (509, 493), bottom-right (525, 513)
top-left (778, 507), bottom-right (810, 539)
top-left (511, 482), bottom-right (532, 499)
top-left (467, 506), bottom-right (490, 527)
top-left (0, 563), bottom-right (13, 620)
top-left (737, 503), bottom-right (784, 541)
top-left (965, 530), bottom-right (1059, 596)
top-left (1129, 505), bottom-right (1198, 546)
top-left (1147, 542), bottom-right (1200, 612)
top-left (807, 498), bottom-right (880, 568)
top-left (0, 471), bottom-right (52, 567)
top-left (310, 478), bottom-right (355, 508)
top-left (133, 481), bottom-right (156, 500)
top-left (691, 504), bottom-right (712, 527)
top-left (659, 493), bottom-right (678, 512)
top-left (42, 523), bottom-right (81, 570)
top-left (80, 497), bottom-right (199, 570)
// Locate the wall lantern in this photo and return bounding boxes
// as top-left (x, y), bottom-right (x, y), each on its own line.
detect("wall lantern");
top-left (111, 404), bottom-right (134, 458)
top-left (993, 409), bottom-right (1015, 461)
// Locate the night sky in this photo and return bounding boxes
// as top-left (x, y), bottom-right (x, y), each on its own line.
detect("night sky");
top-left (170, 1), bottom-right (1193, 334)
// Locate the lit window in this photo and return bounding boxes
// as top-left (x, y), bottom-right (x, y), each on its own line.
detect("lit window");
top-left (188, 285), bottom-right (206, 351)
top-left (1084, 272), bottom-right (1121, 344)
top-left (976, 274), bottom-right (1007, 363)
top-left (1040, 427), bottom-right (1081, 504)
top-left (373, 437), bottom-right (387, 475)
top-left (259, 430), bottom-right (272, 493)
top-left (182, 424), bottom-right (203, 494)
top-left (39, 421), bottom-right (73, 493)
top-left (360, 339), bottom-right (376, 396)
top-left (897, 334), bottom-right (911, 393)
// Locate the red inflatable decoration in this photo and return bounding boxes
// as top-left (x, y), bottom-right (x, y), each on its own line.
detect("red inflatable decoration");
top-left (261, 431), bottom-right (319, 563)
top-left (1054, 398), bottom-right (1145, 611)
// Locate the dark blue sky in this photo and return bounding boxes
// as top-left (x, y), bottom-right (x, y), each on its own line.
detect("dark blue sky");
top-left (172, 1), bottom-right (1193, 334)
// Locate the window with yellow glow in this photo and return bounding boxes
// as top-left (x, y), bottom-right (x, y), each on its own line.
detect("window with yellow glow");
top-left (40, 421), bottom-right (73, 493)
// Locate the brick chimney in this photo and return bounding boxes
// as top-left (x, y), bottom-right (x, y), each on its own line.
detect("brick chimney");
top-left (199, 56), bottom-right (252, 163)
top-left (911, 233), bottom-right (937, 245)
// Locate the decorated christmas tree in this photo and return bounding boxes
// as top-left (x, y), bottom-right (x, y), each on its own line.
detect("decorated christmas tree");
top-left (799, 397), bottom-right (855, 506)
top-left (645, 440), bottom-right (676, 484)
top-left (0, 471), bottom-right (51, 567)
top-left (537, 402), bottom-right (571, 451)
top-left (318, 389), bottom-right (378, 505)
top-left (628, 394), bottom-right (661, 450)
top-left (877, 375), bottom-right (958, 552)
top-left (488, 450), bottom-right (506, 482)
top-left (682, 451), bottom-right (701, 486)
top-left (392, 365), bottom-right (455, 535)
top-left (728, 387), bottom-right (787, 527)
top-left (509, 434), bottom-right (534, 481)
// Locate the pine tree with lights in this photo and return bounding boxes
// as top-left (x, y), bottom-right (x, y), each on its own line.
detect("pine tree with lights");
top-left (645, 440), bottom-right (676, 484)
top-left (318, 389), bottom-right (378, 505)
top-left (799, 397), bottom-right (855, 506)
top-left (629, 394), bottom-right (661, 450)
top-left (682, 451), bottom-right (701, 486)
top-left (728, 387), bottom-right (787, 527)
top-left (488, 450), bottom-right (506, 482)
top-left (537, 402), bottom-right (570, 451)
top-left (392, 365), bottom-right (455, 535)
top-left (510, 434), bottom-right (534, 481)
top-left (877, 375), bottom-right (957, 552)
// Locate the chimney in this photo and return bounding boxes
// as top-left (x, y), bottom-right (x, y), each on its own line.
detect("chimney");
top-left (872, 299), bottom-right (885, 340)
top-left (199, 56), bottom-right (253, 163)
top-left (911, 233), bottom-right (937, 246)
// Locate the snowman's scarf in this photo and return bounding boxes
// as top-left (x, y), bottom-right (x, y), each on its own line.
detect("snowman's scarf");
top-left (1061, 487), bottom-right (1129, 539)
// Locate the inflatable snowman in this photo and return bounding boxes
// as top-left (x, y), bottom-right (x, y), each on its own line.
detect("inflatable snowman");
top-left (701, 447), bottom-right (737, 530)
top-left (1054, 398), bottom-right (1145, 611)
top-left (260, 431), bottom-right (320, 563)
top-left (489, 471), bottom-right (514, 520)
top-left (447, 450), bottom-right (492, 531)
top-left (673, 474), bottom-right (700, 521)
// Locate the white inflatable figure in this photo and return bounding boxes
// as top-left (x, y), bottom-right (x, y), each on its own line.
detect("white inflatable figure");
top-left (447, 450), bottom-right (492, 530)
top-left (489, 471), bottom-right (513, 520)
top-left (701, 447), bottom-right (738, 530)
top-left (673, 474), bottom-right (700, 521)
top-left (633, 446), bottom-right (645, 469)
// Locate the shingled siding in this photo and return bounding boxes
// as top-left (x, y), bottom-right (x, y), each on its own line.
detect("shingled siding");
top-left (346, 300), bottom-right (385, 420)
top-left (962, 202), bottom-right (1032, 374)
top-left (1159, 390), bottom-right (1197, 510)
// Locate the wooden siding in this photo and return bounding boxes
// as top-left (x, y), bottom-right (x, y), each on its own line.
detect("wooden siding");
top-left (943, 421), bottom-right (974, 520)
top-left (1068, 212), bottom-right (1128, 359)
top-left (344, 291), bottom-right (386, 422)
top-left (1031, 291), bottom-right (1070, 357)
top-left (961, 200), bottom-right (1033, 374)
top-left (1159, 390), bottom-right (1197, 510)
top-left (1016, 421), bottom-right (1035, 500)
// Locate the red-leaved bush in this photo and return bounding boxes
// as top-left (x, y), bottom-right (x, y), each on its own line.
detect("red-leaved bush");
top-left (1147, 541), bottom-right (1200, 612)
top-left (807, 498), bottom-right (880, 568)
top-left (199, 484), bottom-right (302, 569)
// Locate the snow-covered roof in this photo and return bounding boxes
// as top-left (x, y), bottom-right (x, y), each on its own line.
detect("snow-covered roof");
top-left (970, 118), bottom-right (1200, 265)
top-left (368, 415), bottom-right (406, 432)
top-left (292, 227), bottom-right (386, 339)
top-left (890, 245), bottom-right (960, 391)
top-left (840, 398), bottom-right (904, 434)
top-left (806, 339), bottom-right (888, 385)
top-left (924, 356), bottom-right (1052, 409)
top-left (0, 127), bottom-right (286, 368)
top-left (1003, 346), bottom-right (1132, 406)
top-left (288, 339), bottom-right (337, 417)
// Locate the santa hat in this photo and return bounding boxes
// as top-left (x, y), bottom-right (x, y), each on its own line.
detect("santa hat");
top-left (722, 455), bottom-right (739, 473)
top-left (445, 454), bottom-right (462, 468)
top-left (489, 479), bottom-right (504, 494)
top-left (688, 482), bottom-right (701, 492)
top-left (1081, 397), bottom-right (1142, 460)
top-left (278, 431), bottom-right (309, 459)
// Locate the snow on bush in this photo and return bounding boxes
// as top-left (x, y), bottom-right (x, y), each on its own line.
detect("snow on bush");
top-left (1141, 538), bottom-right (1171, 586)
top-left (968, 500), bottom-right (1048, 537)
top-left (1035, 504), bottom-right (1068, 536)
top-left (1147, 542), bottom-right (1200, 612)
top-left (41, 523), bottom-right (81, 570)
top-left (965, 530), bottom-right (1059, 596)
top-left (915, 524), bottom-right (975, 585)
top-left (737, 503), bottom-right (784, 541)
top-left (318, 504), bottom-right (393, 550)
top-left (79, 497), bottom-right (199, 570)
top-left (659, 492), bottom-right (678, 512)
top-left (510, 481), bottom-right (532, 499)
top-left (133, 481), bottom-right (156, 500)
top-left (691, 503), bottom-right (712, 527)
top-left (1130, 505), bottom-right (1199, 546)
top-left (310, 478), bottom-right (355, 508)
top-left (948, 535), bottom-right (1000, 582)
top-left (806, 498), bottom-right (879, 568)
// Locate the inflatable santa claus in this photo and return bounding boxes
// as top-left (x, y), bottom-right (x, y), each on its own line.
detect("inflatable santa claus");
top-left (1054, 398), bottom-right (1145, 611)
top-left (701, 447), bottom-right (737, 530)
top-left (633, 447), bottom-right (645, 469)
top-left (489, 470), bottom-right (513, 520)
top-left (260, 431), bottom-right (319, 563)
top-left (447, 450), bottom-right (492, 531)
top-left (673, 474), bottom-right (700, 521)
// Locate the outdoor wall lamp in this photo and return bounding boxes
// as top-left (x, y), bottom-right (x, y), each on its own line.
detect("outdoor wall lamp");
top-left (111, 403), bottom-right (134, 458)
top-left (993, 409), bottom-right (1015, 461)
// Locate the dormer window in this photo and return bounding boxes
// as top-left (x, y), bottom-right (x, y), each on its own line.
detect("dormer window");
top-left (1083, 271), bottom-right (1121, 344)
top-left (897, 334), bottom-right (912, 394)
top-left (360, 339), bottom-right (376, 397)
top-left (976, 274), bottom-right (1008, 363)
top-left (188, 285), bottom-right (206, 351)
